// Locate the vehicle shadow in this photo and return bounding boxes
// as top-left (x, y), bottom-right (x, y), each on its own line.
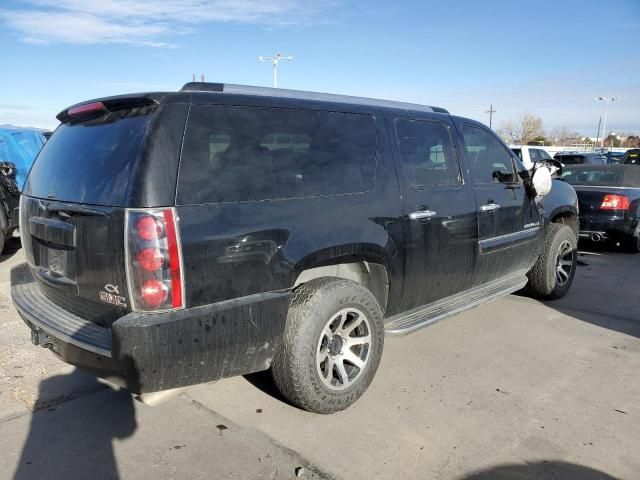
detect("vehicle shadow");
top-left (457, 461), bottom-right (619, 479)
top-left (539, 243), bottom-right (640, 339)
top-left (242, 370), bottom-right (297, 407)
top-left (0, 237), bottom-right (21, 263)
top-left (12, 370), bottom-right (137, 480)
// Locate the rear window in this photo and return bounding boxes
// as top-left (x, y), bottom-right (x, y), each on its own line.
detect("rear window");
top-left (177, 105), bottom-right (377, 205)
top-left (557, 155), bottom-right (585, 164)
top-left (561, 166), bottom-right (640, 187)
top-left (24, 108), bottom-right (154, 206)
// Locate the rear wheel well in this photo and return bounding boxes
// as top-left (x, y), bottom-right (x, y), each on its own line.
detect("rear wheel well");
top-left (293, 261), bottom-right (389, 313)
top-left (551, 212), bottom-right (579, 238)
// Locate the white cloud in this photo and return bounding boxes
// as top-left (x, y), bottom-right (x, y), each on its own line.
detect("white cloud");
top-left (0, 0), bottom-right (332, 47)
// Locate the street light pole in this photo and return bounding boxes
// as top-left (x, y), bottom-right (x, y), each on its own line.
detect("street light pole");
top-left (258, 53), bottom-right (293, 88)
top-left (596, 96), bottom-right (619, 148)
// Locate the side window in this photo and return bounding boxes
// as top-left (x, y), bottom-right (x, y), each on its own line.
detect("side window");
top-left (178, 105), bottom-right (377, 204)
top-left (539, 149), bottom-right (552, 161)
top-left (529, 149), bottom-right (541, 162)
top-left (395, 118), bottom-right (462, 188)
top-left (461, 125), bottom-right (518, 184)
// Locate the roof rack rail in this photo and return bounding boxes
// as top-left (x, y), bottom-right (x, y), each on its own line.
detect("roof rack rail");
top-left (180, 82), bottom-right (448, 114)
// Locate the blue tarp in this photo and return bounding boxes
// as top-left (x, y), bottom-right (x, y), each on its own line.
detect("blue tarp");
top-left (0, 128), bottom-right (46, 190)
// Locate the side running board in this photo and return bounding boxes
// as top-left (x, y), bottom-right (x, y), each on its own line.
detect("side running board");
top-left (384, 270), bottom-right (529, 336)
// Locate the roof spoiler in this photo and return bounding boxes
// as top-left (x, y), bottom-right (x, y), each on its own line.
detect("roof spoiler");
top-left (57, 97), bottom-right (158, 123)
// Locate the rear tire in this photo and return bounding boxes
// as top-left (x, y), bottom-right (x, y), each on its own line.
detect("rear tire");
top-left (0, 228), bottom-right (5, 255)
top-left (624, 234), bottom-right (640, 254)
top-left (271, 278), bottom-right (384, 414)
top-left (526, 224), bottom-right (577, 299)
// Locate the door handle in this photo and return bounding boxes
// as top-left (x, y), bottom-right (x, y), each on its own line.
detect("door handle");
top-left (480, 203), bottom-right (500, 212)
top-left (409, 209), bottom-right (437, 220)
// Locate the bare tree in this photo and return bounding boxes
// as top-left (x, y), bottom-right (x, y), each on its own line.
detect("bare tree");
top-left (498, 113), bottom-right (544, 145)
top-left (548, 126), bottom-right (582, 146)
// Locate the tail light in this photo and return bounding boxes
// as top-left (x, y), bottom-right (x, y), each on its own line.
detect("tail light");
top-left (600, 194), bottom-right (630, 211)
top-left (125, 209), bottom-right (184, 311)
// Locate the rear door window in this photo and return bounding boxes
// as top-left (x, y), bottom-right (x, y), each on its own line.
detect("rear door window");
top-left (178, 105), bottom-right (377, 205)
top-left (394, 118), bottom-right (462, 187)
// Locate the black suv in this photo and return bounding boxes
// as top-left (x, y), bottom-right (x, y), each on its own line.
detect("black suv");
top-left (11, 83), bottom-right (579, 413)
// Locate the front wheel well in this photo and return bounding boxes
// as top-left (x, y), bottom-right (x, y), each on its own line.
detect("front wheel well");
top-left (551, 212), bottom-right (579, 238)
top-left (293, 261), bottom-right (389, 314)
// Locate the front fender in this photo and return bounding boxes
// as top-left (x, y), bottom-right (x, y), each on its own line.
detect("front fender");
top-left (539, 179), bottom-right (579, 233)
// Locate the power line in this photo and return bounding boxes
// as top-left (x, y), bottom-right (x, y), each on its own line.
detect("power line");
top-left (485, 104), bottom-right (496, 129)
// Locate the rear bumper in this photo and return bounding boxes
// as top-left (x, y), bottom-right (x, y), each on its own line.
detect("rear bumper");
top-left (10, 263), bottom-right (289, 393)
top-left (579, 215), bottom-right (639, 240)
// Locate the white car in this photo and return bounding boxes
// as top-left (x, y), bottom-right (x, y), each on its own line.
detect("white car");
top-left (510, 145), bottom-right (553, 170)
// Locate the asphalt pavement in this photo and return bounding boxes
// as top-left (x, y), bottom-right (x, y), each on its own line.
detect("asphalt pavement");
top-left (0, 238), bottom-right (638, 479)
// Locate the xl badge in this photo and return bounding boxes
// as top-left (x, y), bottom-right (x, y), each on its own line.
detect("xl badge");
top-left (99, 284), bottom-right (127, 307)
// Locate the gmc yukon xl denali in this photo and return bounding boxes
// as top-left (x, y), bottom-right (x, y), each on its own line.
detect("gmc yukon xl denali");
top-left (11, 83), bottom-right (579, 413)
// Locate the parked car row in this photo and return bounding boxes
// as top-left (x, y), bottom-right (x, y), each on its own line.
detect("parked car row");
top-left (0, 127), bottom-right (47, 253)
top-left (10, 83), bottom-right (579, 413)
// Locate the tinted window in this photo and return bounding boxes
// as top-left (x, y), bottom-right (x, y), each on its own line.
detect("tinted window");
top-left (461, 125), bottom-right (517, 184)
top-left (395, 118), bottom-right (461, 187)
top-left (178, 105), bottom-right (377, 204)
top-left (25, 109), bottom-right (154, 205)
top-left (557, 155), bottom-right (585, 164)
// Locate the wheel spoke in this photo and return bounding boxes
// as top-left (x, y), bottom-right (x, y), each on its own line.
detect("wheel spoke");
top-left (343, 315), bottom-right (365, 335)
top-left (335, 359), bottom-right (349, 385)
top-left (324, 357), bottom-right (335, 380)
top-left (345, 334), bottom-right (370, 348)
top-left (343, 350), bottom-right (365, 370)
top-left (317, 349), bottom-right (328, 364)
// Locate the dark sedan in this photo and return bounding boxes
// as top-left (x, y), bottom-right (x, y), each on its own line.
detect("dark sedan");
top-left (561, 165), bottom-right (640, 252)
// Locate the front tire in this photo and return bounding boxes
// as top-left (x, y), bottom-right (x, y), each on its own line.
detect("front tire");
top-left (271, 278), bottom-right (384, 414)
top-left (526, 224), bottom-right (577, 299)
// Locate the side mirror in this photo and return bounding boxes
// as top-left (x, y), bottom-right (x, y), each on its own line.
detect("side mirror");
top-left (531, 165), bottom-right (552, 198)
top-left (0, 161), bottom-right (17, 178)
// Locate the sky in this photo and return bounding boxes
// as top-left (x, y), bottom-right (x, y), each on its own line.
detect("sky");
top-left (0, 0), bottom-right (638, 136)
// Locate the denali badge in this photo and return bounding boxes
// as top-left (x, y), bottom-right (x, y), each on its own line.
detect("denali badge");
top-left (99, 284), bottom-right (127, 307)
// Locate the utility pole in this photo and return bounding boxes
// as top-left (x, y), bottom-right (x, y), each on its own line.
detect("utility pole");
top-left (258, 53), bottom-right (293, 88)
top-left (485, 104), bottom-right (496, 129)
top-left (596, 96), bottom-right (619, 148)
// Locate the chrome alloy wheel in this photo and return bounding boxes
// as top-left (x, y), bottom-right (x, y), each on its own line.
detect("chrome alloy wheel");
top-left (316, 308), bottom-right (372, 391)
top-left (556, 240), bottom-right (575, 286)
